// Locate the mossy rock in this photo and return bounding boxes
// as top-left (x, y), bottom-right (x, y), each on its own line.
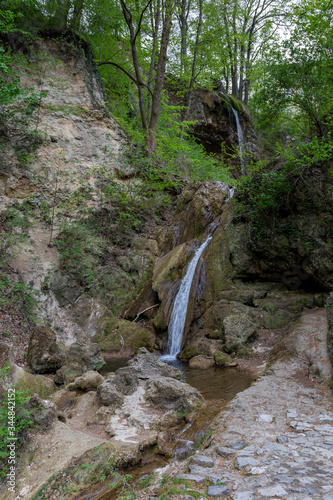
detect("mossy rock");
top-left (262, 311), bottom-right (292, 329)
top-left (214, 351), bottom-right (231, 366)
top-left (14, 366), bottom-right (55, 398)
top-left (96, 319), bottom-right (154, 355)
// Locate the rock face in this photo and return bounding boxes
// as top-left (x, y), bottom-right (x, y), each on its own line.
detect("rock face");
top-left (27, 326), bottom-right (66, 374)
top-left (54, 341), bottom-right (104, 385)
top-left (326, 293), bottom-right (333, 385)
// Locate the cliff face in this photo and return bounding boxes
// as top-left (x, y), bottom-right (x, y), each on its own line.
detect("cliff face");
top-left (0, 33), bottom-right (129, 348)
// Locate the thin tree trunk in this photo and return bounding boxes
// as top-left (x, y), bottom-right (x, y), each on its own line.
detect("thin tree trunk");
top-left (148, 0), bottom-right (161, 117)
top-left (148, 0), bottom-right (175, 152)
top-left (180, 0), bottom-right (203, 141)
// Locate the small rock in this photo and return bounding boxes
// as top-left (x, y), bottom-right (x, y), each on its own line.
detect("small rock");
top-left (226, 441), bottom-right (248, 450)
top-left (175, 473), bottom-right (205, 484)
top-left (231, 492), bottom-right (254, 500)
top-left (235, 457), bottom-right (259, 470)
top-left (287, 409), bottom-right (298, 418)
top-left (207, 485), bottom-right (230, 497)
top-left (216, 446), bottom-right (236, 458)
top-left (257, 485), bottom-right (288, 497)
top-left (190, 455), bottom-right (214, 467)
top-left (258, 414), bottom-right (274, 423)
top-left (276, 436), bottom-right (289, 443)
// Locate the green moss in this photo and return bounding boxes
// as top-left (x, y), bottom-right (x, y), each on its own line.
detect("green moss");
top-left (262, 311), bottom-right (291, 329)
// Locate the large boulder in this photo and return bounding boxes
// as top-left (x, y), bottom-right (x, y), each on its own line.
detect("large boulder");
top-left (94, 317), bottom-right (155, 356)
top-left (54, 341), bottom-right (105, 385)
top-left (0, 343), bottom-right (54, 398)
top-left (96, 375), bottom-right (123, 406)
top-left (189, 355), bottom-right (215, 370)
top-left (26, 394), bottom-right (59, 430)
top-left (27, 326), bottom-right (66, 374)
top-left (144, 377), bottom-right (205, 412)
top-left (127, 347), bottom-right (181, 379)
top-left (66, 370), bottom-right (104, 391)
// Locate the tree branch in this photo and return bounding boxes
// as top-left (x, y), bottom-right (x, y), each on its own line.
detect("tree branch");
top-left (98, 61), bottom-right (153, 96)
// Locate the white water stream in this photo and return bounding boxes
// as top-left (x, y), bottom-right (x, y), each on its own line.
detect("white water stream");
top-left (160, 235), bottom-right (212, 361)
top-left (231, 107), bottom-right (246, 173)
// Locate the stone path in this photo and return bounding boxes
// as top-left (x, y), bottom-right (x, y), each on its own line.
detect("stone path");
top-left (155, 309), bottom-right (333, 500)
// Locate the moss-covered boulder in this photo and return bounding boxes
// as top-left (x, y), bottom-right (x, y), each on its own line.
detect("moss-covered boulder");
top-left (0, 342), bottom-right (55, 398)
top-left (27, 325), bottom-right (66, 374)
top-left (95, 318), bottom-right (155, 355)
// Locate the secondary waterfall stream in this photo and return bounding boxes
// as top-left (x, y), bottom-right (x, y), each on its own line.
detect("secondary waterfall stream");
top-left (231, 107), bottom-right (246, 173)
top-left (160, 235), bottom-right (212, 361)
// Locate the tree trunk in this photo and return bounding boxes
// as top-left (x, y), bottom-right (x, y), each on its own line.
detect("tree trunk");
top-left (180, 0), bottom-right (203, 141)
top-left (148, 0), bottom-right (161, 117)
top-left (148, 0), bottom-right (175, 153)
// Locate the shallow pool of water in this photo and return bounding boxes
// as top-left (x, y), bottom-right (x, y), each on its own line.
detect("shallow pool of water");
top-left (101, 355), bottom-right (252, 402)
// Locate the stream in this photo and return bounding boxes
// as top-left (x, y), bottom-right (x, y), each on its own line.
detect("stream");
top-left (91, 356), bottom-right (252, 499)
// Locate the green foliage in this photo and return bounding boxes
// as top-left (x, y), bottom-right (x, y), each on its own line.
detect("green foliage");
top-left (234, 135), bottom-right (333, 243)
top-left (55, 222), bottom-right (106, 287)
top-left (0, 364), bottom-right (33, 478)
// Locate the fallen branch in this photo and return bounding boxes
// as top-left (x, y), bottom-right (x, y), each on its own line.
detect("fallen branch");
top-left (132, 303), bottom-right (159, 322)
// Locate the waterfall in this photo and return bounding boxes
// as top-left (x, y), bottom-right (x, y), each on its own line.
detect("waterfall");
top-left (160, 235), bottom-right (212, 361)
top-left (231, 107), bottom-right (246, 173)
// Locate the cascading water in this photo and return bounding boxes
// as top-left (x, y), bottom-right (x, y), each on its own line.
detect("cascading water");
top-left (160, 235), bottom-right (212, 361)
top-left (231, 107), bottom-right (246, 174)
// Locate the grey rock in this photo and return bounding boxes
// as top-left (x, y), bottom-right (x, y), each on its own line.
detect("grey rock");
top-left (216, 446), bottom-right (236, 458)
top-left (97, 375), bottom-right (123, 406)
top-left (114, 367), bottom-right (139, 395)
top-left (257, 485), bottom-right (288, 497)
top-left (190, 455), bottom-right (215, 467)
top-left (144, 376), bottom-right (204, 412)
top-left (291, 487), bottom-right (317, 495)
top-left (287, 409), bottom-right (298, 418)
top-left (258, 414), bottom-right (274, 423)
top-left (207, 485), bottom-right (230, 497)
top-left (27, 393), bottom-right (59, 429)
top-left (175, 473), bottom-right (205, 484)
top-left (54, 341), bottom-right (105, 385)
top-left (277, 436), bottom-right (289, 443)
top-left (273, 474), bottom-right (294, 484)
top-left (127, 347), bottom-right (181, 379)
top-left (231, 492), bottom-right (254, 500)
top-left (226, 441), bottom-right (248, 450)
top-left (235, 457), bottom-right (260, 469)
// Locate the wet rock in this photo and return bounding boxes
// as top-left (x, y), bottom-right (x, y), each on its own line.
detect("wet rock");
top-left (54, 341), bottom-right (105, 385)
top-left (27, 394), bottom-right (59, 429)
top-left (27, 326), bottom-right (66, 374)
top-left (144, 377), bottom-right (204, 412)
top-left (66, 370), bottom-right (104, 391)
top-left (214, 351), bottom-right (233, 366)
top-left (51, 389), bottom-right (77, 411)
top-left (189, 355), bottom-right (215, 370)
top-left (96, 375), bottom-right (123, 406)
top-left (127, 347), bottom-right (181, 379)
